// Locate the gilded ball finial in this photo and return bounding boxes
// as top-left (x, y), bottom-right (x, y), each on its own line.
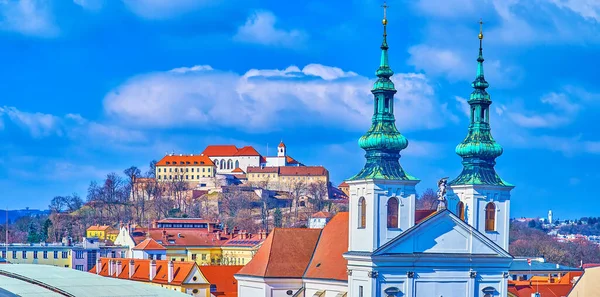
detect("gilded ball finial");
top-left (382, 18), bottom-right (388, 25)
top-left (478, 18), bottom-right (484, 40)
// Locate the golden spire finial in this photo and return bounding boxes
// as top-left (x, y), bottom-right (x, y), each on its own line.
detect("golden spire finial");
top-left (478, 18), bottom-right (484, 40)
top-left (382, 1), bottom-right (388, 26)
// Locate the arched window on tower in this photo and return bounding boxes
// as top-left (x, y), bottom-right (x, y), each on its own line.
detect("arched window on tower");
top-left (227, 159), bottom-right (233, 169)
top-left (358, 197), bottom-right (366, 229)
top-left (485, 202), bottom-right (496, 231)
top-left (387, 197), bottom-right (399, 228)
top-left (480, 108), bottom-right (485, 122)
top-left (235, 160), bottom-right (240, 169)
top-left (219, 160), bottom-right (224, 170)
top-left (384, 97), bottom-right (390, 113)
top-left (374, 97), bottom-right (379, 114)
top-left (457, 201), bottom-right (465, 221)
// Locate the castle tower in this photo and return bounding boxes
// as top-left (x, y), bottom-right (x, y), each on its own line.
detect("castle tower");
top-left (277, 141), bottom-right (286, 157)
top-left (548, 210), bottom-right (553, 225)
top-left (346, 3), bottom-right (419, 253)
top-left (447, 20), bottom-right (514, 251)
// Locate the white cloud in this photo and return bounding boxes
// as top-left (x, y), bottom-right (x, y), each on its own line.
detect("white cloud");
top-left (73, 0), bottom-right (104, 11)
top-left (506, 92), bottom-right (581, 128)
top-left (549, 0), bottom-right (600, 21)
top-left (233, 10), bottom-right (307, 48)
top-left (455, 96), bottom-right (470, 118)
top-left (103, 64), bottom-right (449, 133)
top-left (0, 0), bottom-right (58, 37)
top-left (120, 0), bottom-right (213, 19)
top-left (0, 106), bottom-right (145, 143)
top-left (407, 45), bottom-right (521, 86)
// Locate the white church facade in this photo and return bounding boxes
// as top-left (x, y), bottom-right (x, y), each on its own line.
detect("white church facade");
top-left (236, 7), bottom-right (514, 297)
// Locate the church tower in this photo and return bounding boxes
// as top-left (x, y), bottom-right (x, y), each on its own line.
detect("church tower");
top-left (346, 3), bottom-right (419, 253)
top-left (447, 20), bottom-right (514, 251)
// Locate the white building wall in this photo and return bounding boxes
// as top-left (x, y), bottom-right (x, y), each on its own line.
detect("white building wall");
top-left (346, 179), bottom-right (419, 253)
top-left (265, 156), bottom-right (286, 167)
top-left (211, 156), bottom-right (260, 174)
top-left (237, 276), bottom-right (303, 297)
top-left (447, 185), bottom-right (512, 251)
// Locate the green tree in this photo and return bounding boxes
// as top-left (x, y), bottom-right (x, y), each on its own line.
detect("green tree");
top-left (273, 208), bottom-right (283, 228)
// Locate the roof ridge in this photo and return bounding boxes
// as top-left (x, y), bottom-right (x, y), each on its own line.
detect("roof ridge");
top-left (302, 229), bottom-right (324, 278)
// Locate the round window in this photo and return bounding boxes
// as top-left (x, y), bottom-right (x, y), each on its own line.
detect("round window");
top-left (193, 276), bottom-right (198, 281)
top-left (192, 289), bottom-right (199, 294)
top-left (286, 290), bottom-right (293, 295)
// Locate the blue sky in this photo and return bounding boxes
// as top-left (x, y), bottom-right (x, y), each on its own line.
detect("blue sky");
top-left (0, 0), bottom-right (599, 219)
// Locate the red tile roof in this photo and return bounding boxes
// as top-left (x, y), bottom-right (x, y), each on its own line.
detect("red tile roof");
top-left (199, 265), bottom-right (243, 297)
top-left (278, 141), bottom-right (286, 148)
top-left (312, 211), bottom-right (333, 219)
top-left (246, 166), bottom-right (328, 176)
top-left (133, 238), bottom-right (167, 251)
top-left (279, 166), bottom-right (328, 176)
top-left (87, 225), bottom-right (112, 231)
top-left (156, 218), bottom-right (212, 224)
top-left (90, 258), bottom-right (198, 286)
top-left (234, 146), bottom-right (261, 156)
top-left (415, 209), bottom-right (437, 224)
top-left (231, 167), bottom-right (245, 173)
top-left (156, 155), bottom-right (214, 166)
top-left (236, 228), bottom-right (322, 278)
top-left (338, 182), bottom-right (349, 188)
top-left (131, 228), bottom-right (229, 247)
top-left (508, 272), bottom-right (582, 297)
top-left (304, 213), bottom-right (349, 281)
top-left (286, 156), bottom-right (302, 165)
top-left (202, 145), bottom-right (240, 157)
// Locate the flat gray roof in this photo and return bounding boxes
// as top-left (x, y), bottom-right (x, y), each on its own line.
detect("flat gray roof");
top-left (0, 264), bottom-right (189, 296)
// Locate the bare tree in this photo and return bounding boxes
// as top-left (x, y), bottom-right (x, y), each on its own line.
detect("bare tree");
top-left (287, 179), bottom-right (307, 224)
top-left (416, 188), bottom-right (437, 210)
top-left (307, 181), bottom-right (328, 211)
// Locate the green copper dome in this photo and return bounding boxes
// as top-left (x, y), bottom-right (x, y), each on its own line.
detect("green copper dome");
top-left (349, 16), bottom-right (416, 181)
top-left (450, 35), bottom-right (511, 187)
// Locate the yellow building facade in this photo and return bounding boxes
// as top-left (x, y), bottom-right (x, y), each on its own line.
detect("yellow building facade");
top-left (86, 225), bottom-right (117, 241)
top-left (1, 246), bottom-right (72, 268)
top-left (155, 154), bottom-right (216, 183)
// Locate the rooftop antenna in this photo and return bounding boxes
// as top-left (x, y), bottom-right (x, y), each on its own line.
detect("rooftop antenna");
top-left (5, 207), bottom-right (8, 258)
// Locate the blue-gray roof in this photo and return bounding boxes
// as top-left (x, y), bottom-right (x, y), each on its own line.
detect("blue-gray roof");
top-left (509, 260), bottom-right (581, 272)
top-left (0, 264), bottom-right (189, 296)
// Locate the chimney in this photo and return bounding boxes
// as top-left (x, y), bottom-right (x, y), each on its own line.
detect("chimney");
top-left (208, 223), bottom-right (212, 233)
top-left (215, 231), bottom-right (221, 240)
top-left (168, 261), bottom-right (174, 283)
top-left (233, 226), bottom-right (239, 234)
top-left (128, 259), bottom-right (135, 278)
top-left (116, 261), bottom-right (122, 277)
top-left (152, 220), bottom-right (158, 228)
top-left (224, 226), bottom-right (229, 235)
top-left (149, 260), bottom-right (157, 281)
top-left (96, 258), bottom-right (102, 274)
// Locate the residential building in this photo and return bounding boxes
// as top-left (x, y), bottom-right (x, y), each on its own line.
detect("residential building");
top-left (202, 142), bottom-right (303, 175)
top-left (113, 219), bottom-right (266, 266)
top-left (246, 166), bottom-right (329, 190)
top-left (237, 11), bottom-right (516, 297)
top-left (0, 264), bottom-right (190, 296)
top-left (338, 181), bottom-right (349, 196)
top-left (92, 258), bottom-right (209, 296)
top-left (132, 238), bottom-right (167, 260)
top-left (508, 272), bottom-right (582, 297)
top-left (308, 211), bottom-right (333, 229)
top-left (86, 225), bottom-right (118, 242)
top-left (569, 266), bottom-right (600, 296)
top-left (155, 154), bottom-right (216, 183)
top-left (0, 237), bottom-right (125, 272)
top-left (198, 265), bottom-right (243, 297)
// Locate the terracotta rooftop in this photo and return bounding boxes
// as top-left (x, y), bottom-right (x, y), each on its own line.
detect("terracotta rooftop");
top-left (131, 228), bottom-right (229, 247)
top-left (156, 218), bottom-right (213, 224)
top-left (156, 155), bottom-right (214, 166)
top-left (231, 167), bottom-right (245, 173)
top-left (304, 212), bottom-right (349, 282)
top-left (90, 258), bottom-right (197, 286)
top-left (236, 228), bottom-right (322, 278)
top-left (278, 141), bottom-right (286, 148)
top-left (202, 145), bottom-right (240, 157)
top-left (199, 265), bottom-right (243, 297)
top-left (279, 166), bottom-right (328, 176)
top-left (133, 238), bottom-right (166, 251)
top-left (338, 181), bottom-right (349, 187)
top-left (286, 156), bottom-right (302, 165)
top-left (87, 225), bottom-right (112, 232)
top-left (312, 211), bottom-right (333, 219)
top-left (415, 209), bottom-right (437, 224)
top-left (234, 146), bottom-right (261, 156)
top-left (508, 272), bottom-right (582, 297)
top-left (246, 166), bottom-right (327, 176)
